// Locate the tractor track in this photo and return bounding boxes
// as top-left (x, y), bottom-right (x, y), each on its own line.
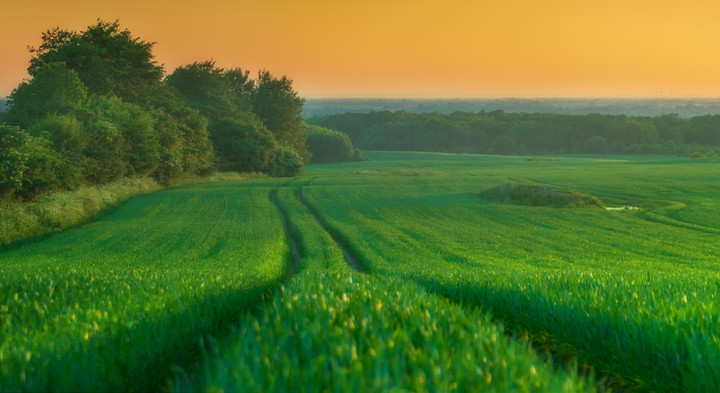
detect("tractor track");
top-left (295, 188), bottom-right (366, 273)
top-left (270, 190), bottom-right (300, 281)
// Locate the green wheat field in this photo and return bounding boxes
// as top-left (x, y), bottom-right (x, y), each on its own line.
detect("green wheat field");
top-left (2, 152), bottom-right (719, 392)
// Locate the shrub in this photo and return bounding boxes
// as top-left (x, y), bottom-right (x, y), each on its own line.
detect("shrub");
top-left (478, 182), bottom-right (605, 208)
top-left (305, 124), bottom-right (361, 163)
top-left (267, 145), bottom-right (303, 177)
top-left (209, 116), bottom-right (277, 173)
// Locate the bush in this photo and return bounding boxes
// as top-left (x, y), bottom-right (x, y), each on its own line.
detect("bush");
top-left (305, 124), bottom-right (361, 163)
top-left (268, 146), bottom-right (303, 177)
top-left (478, 182), bottom-right (605, 209)
top-left (17, 137), bottom-right (77, 199)
top-left (209, 116), bottom-right (277, 172)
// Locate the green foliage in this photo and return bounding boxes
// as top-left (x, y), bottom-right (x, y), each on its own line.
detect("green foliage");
top-left (208, 116), bottom-right (276, 172)
top-left (0, 125), bottom-right (29, 202)
top-left (580, 136), bottom-right (610, 154)
top-left (304, 123), bottom-right (361, 163)
top-left (489, 135), bottom-right (517, 155)
top-left (165, 61), bottom-right (247, 120)
top-left (267, 145), bottom-right (303, 177)
top-left (166, 63), bottom-right (309, 174)
top-left (4, 21), bottom-right (311, 207)
top-left (18, 137), bottom-right (79, 198)
top-left (309, 111), bottom-right (720, 156)
top-left (87, 95), bottom-right (160, 176)
top-left (27, 19), bottom-right (163, 103)
top-left (29, 114), bottom-right (88, 167)
top-left (6, 63), bottom-right (88, 128)
top-left (82, 120), bottom-right (127, 184)
top-left (252, 70), bottom-right (308, 161)
top-left (141, 85), bottom-right (216, 179)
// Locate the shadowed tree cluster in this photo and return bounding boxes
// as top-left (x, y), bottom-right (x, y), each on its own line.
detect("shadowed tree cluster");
top-left (165, 61), bottom-right (308, 176)
top-left (304, 123), bottom-right (362, 163)
top-left (0, 20), bottom-right (310, 204)
top-left (308, 111), bottom-right (720, 156)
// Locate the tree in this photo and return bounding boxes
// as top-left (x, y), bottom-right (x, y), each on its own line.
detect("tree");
top-left (168, 63), bottom-right (310, 175)
top-left (224, 68), bottom-right (254, 110)
top-left (6, 63), bottom-right (88, 128)
top-left (166, 61), bottom-right (242, 120)
top-left (252, 70), bottom-right (308, 161)
top-left (28, 114), bottom-right (88, 186)
top-left (267, 145), bottom-right (303, 177)
top-left (87, 96), bottom-right (159, 176)
top-left (16, 136), bottom-right (72, 199)
top-left (82, 119), bottom-right (127, 184)
top-left (143, 86), bottom-right (216, 179)
top-left (0, 125), bottom-right (29, 202)
top-left (208, 115), bottom-right (277, 172)
top-left (28, 19), bottom-right (163, 103)
top-left (580, 136), bottom-right (610, 154)
top-left (304, 124), bottom-right (361, 163)
top-left (488, 135), bottom-right (517, 155)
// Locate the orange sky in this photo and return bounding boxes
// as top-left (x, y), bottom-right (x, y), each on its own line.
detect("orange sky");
top-left (2, 0), bottom-right (720, 98)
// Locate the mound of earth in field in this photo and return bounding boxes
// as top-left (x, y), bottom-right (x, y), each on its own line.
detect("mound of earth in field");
top-left (478, 182), bottom-right (605, 209)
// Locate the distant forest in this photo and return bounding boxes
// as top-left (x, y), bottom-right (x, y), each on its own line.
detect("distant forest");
top-left (303, 98), bottom-right (720, 118)
top-left (0, 20), bottom-right (359, 204)
top-left (308, 111), bottom-right (720, 157)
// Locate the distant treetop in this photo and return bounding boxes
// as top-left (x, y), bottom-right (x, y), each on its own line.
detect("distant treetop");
top-left (28, 19), bottom-right (164, 103)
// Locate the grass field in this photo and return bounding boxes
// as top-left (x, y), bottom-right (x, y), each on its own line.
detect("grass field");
top-left (2, 152), bottom-right (719, 392)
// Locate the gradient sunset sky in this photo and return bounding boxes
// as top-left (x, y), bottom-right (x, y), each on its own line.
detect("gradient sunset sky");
top-left (2, 0), bottom-right (720, 98)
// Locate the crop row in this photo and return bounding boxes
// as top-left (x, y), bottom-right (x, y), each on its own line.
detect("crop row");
top-left (179, 183), bottom-right (595, 392)
top-left (298, 153), bottom-right (720, 392)
top-left (0, 180), bottom-right (288, 392)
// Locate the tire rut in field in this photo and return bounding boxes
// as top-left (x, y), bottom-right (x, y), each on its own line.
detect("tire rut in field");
top-left (270, 190), bottom-right (300, 280)
top-left (296, 189), bottom-right (366, 272)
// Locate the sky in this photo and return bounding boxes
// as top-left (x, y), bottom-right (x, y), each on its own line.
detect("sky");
top-left (2, 0), bottom-right (720, 99)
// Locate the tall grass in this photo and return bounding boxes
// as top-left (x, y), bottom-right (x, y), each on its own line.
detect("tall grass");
top-left (0, 172), bottom-right (261, 248)
top-left (0, 178), bottom-right (161, 247)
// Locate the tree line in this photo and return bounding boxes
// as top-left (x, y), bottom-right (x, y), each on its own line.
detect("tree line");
top-left (308, 110), bottom-right (720, 157)
top-left (0, 20), bottom-right (358, 205)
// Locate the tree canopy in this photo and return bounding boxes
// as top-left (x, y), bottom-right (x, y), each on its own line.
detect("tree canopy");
top-left (28, 19), bottom-right (164, 103)
top-left (304, 124), bottom-right (362, 163)
top-left (0, 20), bottom-right (312, 204)
top-left (166, 61), bottom-right (309, 174)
